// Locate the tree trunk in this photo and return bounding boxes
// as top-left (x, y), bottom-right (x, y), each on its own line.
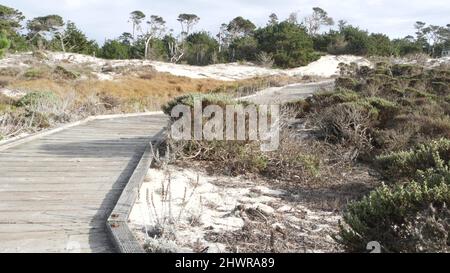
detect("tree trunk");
top-left (60, 35), bottom-right (66, 52)
top-left (144, 37), bottom-right (152, 59)
top-left (37, 38), bottom-right (43, 51)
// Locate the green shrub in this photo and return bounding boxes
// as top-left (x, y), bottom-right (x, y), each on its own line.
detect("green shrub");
top-left (376, 138), bottom-right (450, 181)
top-left (295, 154), bottom-right (320, 177)
top-left (404, 87), bottom-right (435, 99)
top-left (0, 33), bottom-right (11, 58)
top-left (392, 64), bottom-right (424, 77)
top-left (16, 91), bottom-right (59, 108)
top-left (175, 140), bottom-right (268, 176)
top-left (380, 86), bottom-right (404, 98)
top-left (340, 98), bottom-right (392, 122)
top-left (373, 62), bottom-right (392, 76)
top-left (431, 82), bottom-right (449, 95)
top-left (342, 99), bottom-right (380, 121)
top-left (366, 74), bottom-right (395, 89)
top-left (53, 66), bottom-right (79, 80)
top-left (335, 77), bottom-right (359, 90)
top-left (357, 66), bottom-right (374, 78)
top-left (309, 89), bottom-right (360, 108)
top-left (364, 97), bottom-right (399, 123)
top-left (336, 178), bottom-right (450, 253)
top-left (23, 68), bottom-right (45, 79)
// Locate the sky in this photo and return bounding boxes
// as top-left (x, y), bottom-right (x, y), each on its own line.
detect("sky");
top-left (3, 0), bottom-right (449, 43)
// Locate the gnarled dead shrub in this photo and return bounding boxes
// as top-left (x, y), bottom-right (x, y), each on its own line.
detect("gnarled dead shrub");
top-left (312, 103), bottom-right (373, 161)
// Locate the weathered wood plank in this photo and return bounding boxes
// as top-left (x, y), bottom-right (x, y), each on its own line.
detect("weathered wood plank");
top-left (0, 177), bottom-right (128, 183)
top-left (0, 183), bottom-right (130, 192)
top-left (0, 209), bottom-right (111, 224)
top-left (0, 231), bottom-right (114, 253)
top-left (0, 223), bottom-right (106, 233)
top-left (0, 171), bottom-right (134, 177)
top-left (0, 156), bottom-right (138, 161)
top-left (0, 162), bottom-right (138, 169)
top-left (0, 113), bottom-right (168, 253)
top-left (0, 200), bottom-right (124, 211)
top-left (0, 190), bottom-right (123, 201)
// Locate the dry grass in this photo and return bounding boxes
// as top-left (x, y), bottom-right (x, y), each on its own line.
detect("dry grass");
top-left (8, 76), bottom-right (225, 110)
top-left (6, 72), bottom-right (302, 112)
top-left (0, 59), bottom-right (305, 141)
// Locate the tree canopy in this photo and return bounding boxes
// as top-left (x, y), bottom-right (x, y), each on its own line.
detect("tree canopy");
top-left (255, 21), bottom-right (319, 68)
top-left (0, 4), bottom-right (24, 35)
top-left (0, 3), bottom-right (449, 63)
top-left (227, 16), bottom-right (256, 38)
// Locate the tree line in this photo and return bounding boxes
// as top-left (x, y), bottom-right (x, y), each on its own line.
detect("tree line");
top-left (0, 4), bottom-right (449, 68)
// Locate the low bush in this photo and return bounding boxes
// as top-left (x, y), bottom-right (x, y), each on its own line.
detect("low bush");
top-left (164, 93), bottom-right (263, 176)
top-left (23, 68), bottom-right (47, 79)
top-left (335, 77), bottom-right (360, 90)
top-left (368, 74), bottom-right (394, 86)
top-left (309, 89), bottom-right (359, 108)
top-left (363, 97), bottom-right (399, 124)
top-left (165, 93), bottom-right (330, 181)
top-left (336, 177), bottom-right (450, 253)
top-left (431, 82), bottom-right (449, 95)
top-left (53, 66), bottom-right (79, 80)
top-left (404, 87), bottom-right (434, 99)
top-left (391, 64), bottom-right (424, 77)
top-left (307, 64), bottom-right (449, 157)
top-left (376, 138), bottom-right (450, 181)
top-left (16, 91), bottom-right (59, 109)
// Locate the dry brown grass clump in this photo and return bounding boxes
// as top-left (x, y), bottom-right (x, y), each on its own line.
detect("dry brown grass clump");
top-left (5, 70), bottom-right (304, 112)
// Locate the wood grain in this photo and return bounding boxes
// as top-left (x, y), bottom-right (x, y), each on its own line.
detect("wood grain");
top-left (0, 113), bottom-right (167, 253)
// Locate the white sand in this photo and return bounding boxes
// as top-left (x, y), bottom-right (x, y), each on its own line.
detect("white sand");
top-left (0, 88), bottom-right (27, 99)
top-left (129, 165), bottom-right (341, 253)
top-left (426, 56), bottom-right (450, 67)
top-left (149, 55), bottom-right (372, 80)
top-left (2, 51), bottom-right (449, 83)
top-left (46, 52), bottom-right (373, 80)
top-left (1, 51), bottom-right (373, 81)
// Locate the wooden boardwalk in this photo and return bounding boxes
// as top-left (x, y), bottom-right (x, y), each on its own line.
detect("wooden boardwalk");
top-left (0, 114), bottom-right (166, 253)
top-left (243, 80), bottom-right (334, 104)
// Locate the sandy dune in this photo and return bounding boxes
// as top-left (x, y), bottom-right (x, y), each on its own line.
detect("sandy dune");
top-left (1, 51), bottom-right (372, 81)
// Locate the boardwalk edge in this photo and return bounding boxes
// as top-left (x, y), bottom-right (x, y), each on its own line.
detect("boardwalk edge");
top-left (106, 128), bottom-right (166, 253)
